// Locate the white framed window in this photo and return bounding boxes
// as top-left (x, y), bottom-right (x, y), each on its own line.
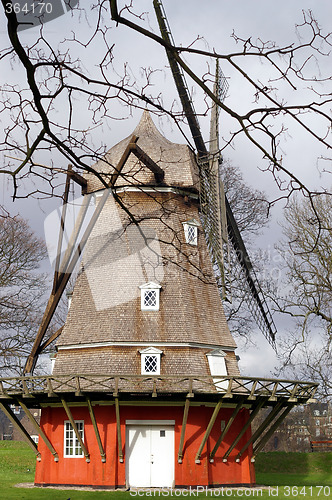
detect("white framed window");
top-left (140, 347), bottom-right (162, 375)
top-left (182, 219), bottom-right (199, 246)
top-left (139, 282), bottom-right (161, 311)
top-left (206, 349), bottom-right (228, 391)
top-left (64, 420), bottom-right (84, 457)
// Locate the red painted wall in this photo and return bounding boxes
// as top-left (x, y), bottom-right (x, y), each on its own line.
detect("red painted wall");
top-left (35, 404), bottom-right (255, 487)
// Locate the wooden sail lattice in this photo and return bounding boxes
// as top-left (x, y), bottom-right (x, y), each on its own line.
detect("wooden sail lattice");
top-left (154, 0), bottom-right (277, 347)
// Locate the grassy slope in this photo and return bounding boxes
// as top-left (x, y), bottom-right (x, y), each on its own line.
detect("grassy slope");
top-left (255, 451), bottom-right (332, 486)
top-left (0, 442), bottom-right (331, 499)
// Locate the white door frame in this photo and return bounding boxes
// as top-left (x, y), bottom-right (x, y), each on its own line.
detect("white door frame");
top-left (125, 420), bottom-right (175, 488)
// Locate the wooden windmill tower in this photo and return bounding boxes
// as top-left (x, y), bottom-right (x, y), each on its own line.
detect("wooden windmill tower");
top-left (0, 1), bottom-right (318, 491)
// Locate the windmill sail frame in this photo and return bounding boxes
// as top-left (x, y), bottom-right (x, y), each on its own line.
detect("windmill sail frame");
top-left (153, 0), bottom-right (276, 347)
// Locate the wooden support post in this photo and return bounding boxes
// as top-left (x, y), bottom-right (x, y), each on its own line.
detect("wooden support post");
top-left (0, 402), bottom-right (41, 461)
top-left (178, 398), bottom-right (190, 463)
top-left (115, 397), bottom-right (124, 463)
top-left (53, 165), bottom-right (72, 294)
top-left (222, 398), bottom-right (266, 462)
top-left (0, 381), bottom-right (10, 398)
top-left (248, 380), bottom-right (258, 400)
top-left (17, 399), bottom-right (59, 462)
top-left (61, 399), bottom-right (90, 462)
top-left (251, 405), bottom-right (294, 460)
top-left (210, 402), bottom-right (243, 461)
top-left (47, 378), bottom-right (56, 398)
top-left (86, 398), bottom-right (106, 462)
top-left (75, 376), bottom-right (83, 397)
top-left (288, 383), bottom-right (299, 402)
top-left (234, 400), bottom-right (284, 462)
top-left (24, 135), bottom-right (139, 375)
top-left (195, 399), bottom-right (223, 463)
top-left (268, 382), bottom-right (279, 401)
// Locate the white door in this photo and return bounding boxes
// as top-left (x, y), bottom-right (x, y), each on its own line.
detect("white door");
top-left (126, 424), bottom-right (174, 487)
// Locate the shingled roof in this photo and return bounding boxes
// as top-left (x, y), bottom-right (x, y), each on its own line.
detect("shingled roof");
top-left (86, 110), bottom-right (200, 192)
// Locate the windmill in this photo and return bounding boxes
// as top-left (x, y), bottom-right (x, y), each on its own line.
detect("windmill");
top-left (0, 1), bottom-right (318, 490)
top-left (153, 0), bottom-right (276, 347)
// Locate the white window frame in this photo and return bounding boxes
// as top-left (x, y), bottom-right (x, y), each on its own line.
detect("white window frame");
top-left (139, 282), bottom-right (161, 311)
top-left (64, 420), bottom-right (84, 458)
top-left (182, 219), bottom-right (199, 246)
top-left (206, 349), bottom-right (228, 391)
top-left (140, 347), bottom-right (162, 375)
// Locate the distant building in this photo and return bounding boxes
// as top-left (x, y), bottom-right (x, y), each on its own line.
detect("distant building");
top-left (256, 402), bottom-right (332, 452)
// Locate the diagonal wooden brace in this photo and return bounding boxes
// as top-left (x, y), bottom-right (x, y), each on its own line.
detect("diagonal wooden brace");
top-left (0, 402), bottom-right (41, 461)
top-left (195, 399), bottom-right (223, 463)
top-left (210, 401), bottom-right (243, 461)
top-left (17, 399), bottom-right (58, 462)
top-left (178, 398), bottom-right (190, 463)
top-left (61, 398), bottom-right (90, 462)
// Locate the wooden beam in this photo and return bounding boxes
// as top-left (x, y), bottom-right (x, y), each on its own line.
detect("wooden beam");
top-left (131, 144), bottom-right (165, 183)
top-left (86, 397), bottom-right (106, 462)
top-left (234, 400), bottom-right (284, 462)
top-left (178, 398), bottom-right (190, 463)
top-left (17, 399), bottom-right (58, 462)
top-left (39, 326), bottom-right (64, 353)
top-left (68, 169), bottom-right (88, 194)
top-left (52, 165), bottom-right (72, 295)
top-left (61, 398), bottom-right (90, 462)
top-left (251, 405), bottom-right (294, 460)
top-left (24, 136), bottom-right (138, 375)
top-left (195, 399), bottom-right (223, 463)
top-left (209, 402), bottom-right (243, 461)
top-left (115, 397), bottom-right (123, 462)
top-left (0, 402), bottom-right (41, 460)
top-left (222, 398), bottom-right (266, 462)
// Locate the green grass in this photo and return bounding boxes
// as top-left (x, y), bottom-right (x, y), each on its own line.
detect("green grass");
top-left (0, 442), bottom-right (331, 499)
top-left (255, 451), bottom-right (332, 486)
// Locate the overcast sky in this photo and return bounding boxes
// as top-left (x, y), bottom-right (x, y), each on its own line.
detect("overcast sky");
top-left (0, 1), bottom-right (331, 376)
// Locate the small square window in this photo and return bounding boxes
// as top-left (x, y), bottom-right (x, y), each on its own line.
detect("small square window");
top-left (140, 347), bottom-right (162, 375)
top-left (182, 220), bottom-right (199, 246)
top-left (160, 430), bottom-right (166, 437)
top-left (144, 290), bottom-right (157, 308)
top-left (139, 282), bottom-right (161, 311)
top-left (144, 355), bottom-right (158, 373)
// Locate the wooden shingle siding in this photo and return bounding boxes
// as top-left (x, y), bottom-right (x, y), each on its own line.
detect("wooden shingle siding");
top-left (53, 112), bottom-right (240, 380)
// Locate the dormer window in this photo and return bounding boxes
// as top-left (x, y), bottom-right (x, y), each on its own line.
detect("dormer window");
top-left (139, 282), bottom-right (161, 311)
top-left (206, 349), bottom-right (228, 391)
top-left (140, 347), bottom-right (163, 375)
top-left (182, 219), bottom-right (199, 246)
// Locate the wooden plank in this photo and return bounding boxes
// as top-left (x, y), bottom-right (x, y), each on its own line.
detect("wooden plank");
top-left (39, 326), bottom-right (64, 353)
top-left (234, 400), bottom-right (284, 462)
top-left (178, 398), bottom-right (190, 463)
top-left (86, 397), bottom-right (106, 462)
top-left (61, 398), bottom-right (90, 462)
top-left (251, 405), bottom-right (293, 460)
top-left (115, 397), bottom-right (124, 462)
top-left (195, 399), bottom-right (223, 463)
top-left (0, 402), bottom-right (41, 460)
top-left (209, 401), bottom-right (243, 460)
top-left (17, 399), bottom-right (59, 461)
top-left (222, 398), bottom-right (266, 461)
top-left (131, 144), bottom-right (164, 183)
